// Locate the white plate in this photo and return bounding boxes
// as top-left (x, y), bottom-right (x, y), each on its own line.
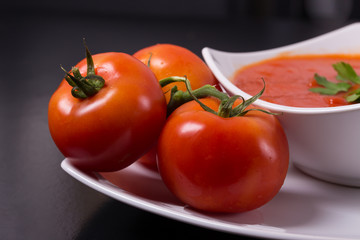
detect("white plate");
top-left (61, 159), bottom-right (360, 240)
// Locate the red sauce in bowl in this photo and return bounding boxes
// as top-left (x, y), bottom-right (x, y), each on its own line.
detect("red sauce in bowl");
top-left (232, 54), bottom-right (360, 107)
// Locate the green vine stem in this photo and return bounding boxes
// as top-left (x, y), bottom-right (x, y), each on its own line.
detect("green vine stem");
top-left (159, 76), bottom-right (228, 115)
top-left (61, 39), bottom-right (105, 99)
top-left (160, 76), bottom-right (278, 117)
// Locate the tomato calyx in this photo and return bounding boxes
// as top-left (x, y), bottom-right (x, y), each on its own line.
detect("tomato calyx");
top-left (160, 76), bottom-right (278, 117)
top-left (159, 76), bottom-right (228, 116)
top-left (61, 40), bottom-right (105, 99)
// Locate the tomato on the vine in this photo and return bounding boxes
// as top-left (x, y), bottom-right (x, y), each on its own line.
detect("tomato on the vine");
top-left (133, 43), bottom-right (218, 102)
top-left (157, 96), bottom-right (289, 213)
top-left (133, 43), bottom-right (219, 169)
top-left (48, 43), bottom-right (167, 172)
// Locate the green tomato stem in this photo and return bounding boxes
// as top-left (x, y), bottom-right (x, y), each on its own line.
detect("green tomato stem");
top-left (159, 76), bottom-right (228, 115)
top-left (217, 95), bottom-right (239, 118)
top-left (61, 40), bottom-right (105, 99)
top-left (160, 76), bottom-right (278, 118)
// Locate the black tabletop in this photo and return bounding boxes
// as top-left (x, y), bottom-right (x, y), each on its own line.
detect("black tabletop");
top-left (1, 2), bottom-right (358, 240)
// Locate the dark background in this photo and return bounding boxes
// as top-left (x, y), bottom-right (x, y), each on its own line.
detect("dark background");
top-left (1, 0), bottom-right (359, 239)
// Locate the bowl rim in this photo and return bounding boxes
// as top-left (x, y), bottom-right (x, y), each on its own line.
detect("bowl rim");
top-left (202, 23), bottom-right (360, 115)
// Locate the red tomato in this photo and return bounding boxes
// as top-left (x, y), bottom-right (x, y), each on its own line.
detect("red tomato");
top-left (48, 51), bottom-right (167, 172)
top-left (133, 43), bottom-right (218, 102)
top-left (136, 145), bottom-right (158, 171)
top-left (134, 44), bottom-right (219, 169)
top-left (157, 98), bottom-right (289, 213)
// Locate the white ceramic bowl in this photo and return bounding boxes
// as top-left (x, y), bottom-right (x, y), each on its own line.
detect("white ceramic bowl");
top-left (202, 23), bottom-right (360, 187)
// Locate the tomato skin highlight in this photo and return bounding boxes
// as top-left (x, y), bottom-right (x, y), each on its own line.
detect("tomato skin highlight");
top-left (48, 52), bottom-right (167, 172)
top-left (157, 98), bottom-right (289, 213)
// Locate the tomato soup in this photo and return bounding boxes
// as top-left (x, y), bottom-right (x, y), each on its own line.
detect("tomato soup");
top-left (232, 54), bottom-right (360, 107)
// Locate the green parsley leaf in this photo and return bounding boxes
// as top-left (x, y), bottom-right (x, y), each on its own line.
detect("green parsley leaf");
top-left (346, 89), bottom-right (360, 102)
top-left (333, 62), bottom-right (360, 84)
top-left (309, 73), bottom-right (351, 95)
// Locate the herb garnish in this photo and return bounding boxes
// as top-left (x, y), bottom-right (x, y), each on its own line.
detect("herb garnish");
top-left (309, 62), bottom-right (360, 103)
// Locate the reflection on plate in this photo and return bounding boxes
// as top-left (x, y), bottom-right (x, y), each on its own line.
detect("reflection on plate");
top-left (61, 159), bottom-right (360, 240)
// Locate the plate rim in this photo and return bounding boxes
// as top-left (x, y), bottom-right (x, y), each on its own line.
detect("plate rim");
top-left (61, 159), bottom-right (358, 240)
